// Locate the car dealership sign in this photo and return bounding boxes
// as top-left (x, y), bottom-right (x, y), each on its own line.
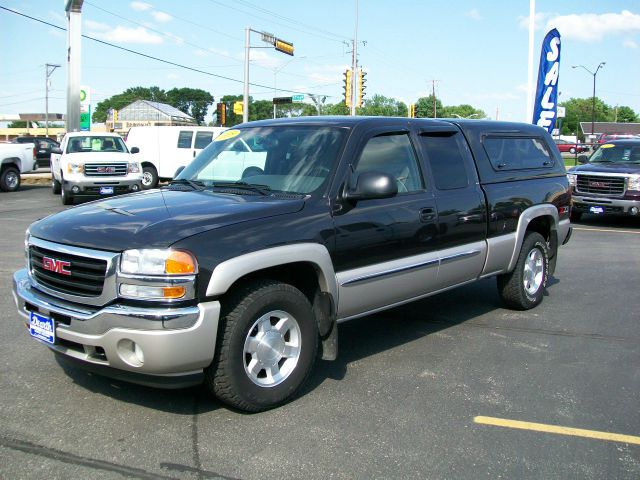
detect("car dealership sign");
top-left (532, 29), bottom-right (561, 133)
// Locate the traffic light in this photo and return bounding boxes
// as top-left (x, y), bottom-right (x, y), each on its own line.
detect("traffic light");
top-left (216, 102), bottom-right (226, 126)
top-left (343, 69), bottom-right (352, 108)
top-left (409, 104), bottom-right (416, 118)
top-left (357, 69), bottom-right (367, 108)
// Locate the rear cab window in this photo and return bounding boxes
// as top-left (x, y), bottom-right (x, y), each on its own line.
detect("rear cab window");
top-left (483, 136), bottom-right (554, 171)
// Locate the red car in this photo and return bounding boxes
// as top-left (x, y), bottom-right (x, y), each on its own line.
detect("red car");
top-left (554, 139), bottom-right (589, 154)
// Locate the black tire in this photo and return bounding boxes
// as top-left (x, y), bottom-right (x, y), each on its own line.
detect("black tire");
top-left (205, 280), bottom-right (319, 412)
top-left (570, 210), bottom-right (582, 222)
top-left (0, 166), bottom-right (20, 192)
top-left (497, 232), bottom-right (549, 310)
top-left (141, 165), bottom-right (158, 189)
top-left (52, 176), bottom-right (61, 195)
top-left (61, 184), bottom-right (74, 205)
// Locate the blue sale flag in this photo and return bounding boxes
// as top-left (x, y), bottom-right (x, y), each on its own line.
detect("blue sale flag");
top-left (532, 28), bottom-right (561, 132)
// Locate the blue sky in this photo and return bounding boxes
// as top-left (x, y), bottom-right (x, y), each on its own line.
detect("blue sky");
top-left (1, 1), bottom-right (639, 125)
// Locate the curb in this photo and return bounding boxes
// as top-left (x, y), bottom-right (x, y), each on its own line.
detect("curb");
top-left (21, 174), bottom-right (51, 186)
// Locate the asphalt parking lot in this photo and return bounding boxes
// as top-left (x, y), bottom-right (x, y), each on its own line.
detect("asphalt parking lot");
top-left (1, 186), bottom-right (639, 479)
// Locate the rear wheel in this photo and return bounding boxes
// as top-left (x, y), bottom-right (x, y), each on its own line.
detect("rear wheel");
top-left (497, 232), bottom-right (549, 310)
top-left (0, 166), bottom-right (20, 192)
top-left (141, 165), bottom-right (158, 189)
top-left (205, 280), bottom-right (318, 412)
top-left (569, 147), bottom-right (576, 154)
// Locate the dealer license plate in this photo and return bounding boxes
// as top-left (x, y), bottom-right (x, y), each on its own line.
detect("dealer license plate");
top-left (589, 206), bottom-right (605, 214)
top-left (99, 186), bottom-right (114, 195)
top-left (29, 311), bottom-right (55, 345)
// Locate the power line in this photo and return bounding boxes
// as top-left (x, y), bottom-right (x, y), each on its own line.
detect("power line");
top-left (0, 6), bottom-right (333, 98)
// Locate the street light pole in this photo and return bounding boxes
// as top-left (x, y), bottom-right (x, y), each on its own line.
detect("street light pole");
top-left (45, 63), bottom-right (61, 138)
top-left (572, 62), bottom-right (605, 140)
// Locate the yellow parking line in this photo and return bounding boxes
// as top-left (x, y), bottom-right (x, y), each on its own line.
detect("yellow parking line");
top-left (573, 227), bottom-right (640, 235)
top-left (474, 416), bottom-right (640, 445)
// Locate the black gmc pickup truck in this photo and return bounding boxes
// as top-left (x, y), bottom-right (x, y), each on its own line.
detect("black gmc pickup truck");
top-left (13, 117), bottom-right (572, 411)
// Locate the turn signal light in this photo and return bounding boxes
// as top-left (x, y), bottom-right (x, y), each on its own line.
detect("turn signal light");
top-left (165, 251), bottom-right (197, 274)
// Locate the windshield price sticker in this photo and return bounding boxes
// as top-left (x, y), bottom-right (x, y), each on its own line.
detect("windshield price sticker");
top-left (600, 144), bottom-right (614, 149)
top-left (214, 129), bottom-right (241, 142)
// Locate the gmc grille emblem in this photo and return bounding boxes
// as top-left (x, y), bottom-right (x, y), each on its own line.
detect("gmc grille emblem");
top-left (42, 257), bottom-right (71, 276)
top-left (97, 166), bottom-right (115, 173)
top-left (589, 181), bottom-right (609, 188)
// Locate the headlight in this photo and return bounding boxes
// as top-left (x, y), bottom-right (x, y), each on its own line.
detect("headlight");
top-left (567, 173), bottom-right (577, 187)
top-left (628, 175), bottom-right (640, 191)
top-left (67, 163), bottom-right (83, 174)
top-left (120, 249), bottom-right (197, 275)
top-left (128, 162), bottom-right (141, 174)
top-left (118, 249), bottom-right (197, 301)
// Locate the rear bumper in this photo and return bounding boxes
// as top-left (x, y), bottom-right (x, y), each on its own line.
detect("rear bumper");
top-left (13, 268), bottom-right (220, 386)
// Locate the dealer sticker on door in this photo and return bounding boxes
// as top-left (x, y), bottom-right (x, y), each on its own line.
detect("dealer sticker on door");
top-left (29, 311), bottom-right (55, 344)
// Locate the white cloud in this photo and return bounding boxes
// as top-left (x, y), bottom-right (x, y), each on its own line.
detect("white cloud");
top-left (518, 12), bottom-right (552, 31)
top-left (249, 50), bottom-right (281, 69)
top-left (304, 64), bottom-right (349, 85)
top-left (130, 1), bottom-right (152, 11)
top-left (91, 26), bottom-right (163, 45)
top-left (85, 20), bottom-right (110, 32)
top-left (547, 10), bottom-right (640, 42)
top-left (465, 9), bottom-right (482, 21)
top-left (624, 39), bottom-right (638, 49)
top-left (151, 11), bottom-right (172, 23)
top-left (167, 73), bottom-right (179, 80)
top-left (164, 32), bottom-right (184, 46)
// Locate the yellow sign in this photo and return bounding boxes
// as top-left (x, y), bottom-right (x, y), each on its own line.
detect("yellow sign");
top-left (233, 101), bottom-right (243, 115)
top-left (600, 144), bottom-right (615, 149)
top-left (275, 39), bottom-right (294, 56)
top-left (214, 129), bottom-right (241, 142)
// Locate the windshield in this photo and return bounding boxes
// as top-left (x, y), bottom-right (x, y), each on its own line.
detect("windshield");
top-left (589, 144), bottom-right (640, 164)
top-left (66, 136), bottom-right (128, 154)
top-left (177, 126), bottom-right (347, 195)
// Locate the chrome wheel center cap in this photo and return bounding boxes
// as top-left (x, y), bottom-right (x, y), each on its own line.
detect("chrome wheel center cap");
top-left (257, 331), bottom-right (285, 366)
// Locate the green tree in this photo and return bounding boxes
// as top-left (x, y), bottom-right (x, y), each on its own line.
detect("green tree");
top-left (92, 86), bottom-right (168, 123)
top-left (357, 94), bottom-right (407, 117)
top-left (250, 100), bottom-right (275, 121)
top-left (614, 105), bottom-right (638, 123)
top-left (278, 103), bottom-right (317, 118)
top-left (440, 104), bottom-right (486, 119)
top-left (415, 95), bottom-right (444, 118)
top-left (559, 97), bottom-right (611, 138)
top-left (7, 121), bottom-right (27, 128)
top-left (166, 87), bottom-right (214, 125)
top-left (323, 102), bottom-right (350, 115)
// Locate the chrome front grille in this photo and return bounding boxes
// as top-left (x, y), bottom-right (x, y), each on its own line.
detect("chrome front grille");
top-left (27, 237), bottom-right (119, 306)
top-left (576, 174), bottom-right (626, 196)
top-left (84, 162), bottom-right (128, 176)
top-left (30, 245), bottom-right (107, 296)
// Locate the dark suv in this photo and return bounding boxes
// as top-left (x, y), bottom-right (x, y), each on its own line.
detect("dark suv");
top-left (13, 117), bottom-right (571, 411)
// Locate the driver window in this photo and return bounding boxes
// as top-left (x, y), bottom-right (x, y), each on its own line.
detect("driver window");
top-left (354, 133), bottom-right (424, 193)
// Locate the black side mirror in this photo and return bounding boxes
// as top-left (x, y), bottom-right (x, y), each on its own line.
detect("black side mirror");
top-left (577, 155), bottom-right (588, 164)
top-left (51, 147), bottom-right (63, 155)
top-left (174, 166), bottom-right (185, 178)
top-left (344, 171), bottom-right (398, 202)
top-left (130, 147), bottom-right (140, 154)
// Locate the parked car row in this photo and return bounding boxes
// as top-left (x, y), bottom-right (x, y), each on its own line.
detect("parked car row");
top-left (553, 138), bottom-right (589, 154)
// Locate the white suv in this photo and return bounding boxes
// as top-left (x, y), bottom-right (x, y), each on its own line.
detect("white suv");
top-left (51, 132), bottom-right (143, 205)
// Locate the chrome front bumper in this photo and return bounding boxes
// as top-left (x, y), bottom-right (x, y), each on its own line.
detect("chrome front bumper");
top-left (13, 269), bottom-right (220, 383)
top-left (573, 195), bottom-right (640, 213)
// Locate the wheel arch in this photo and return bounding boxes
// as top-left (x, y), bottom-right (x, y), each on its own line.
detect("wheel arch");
top-left (507, 204), bottom-right (558, 272)
top-left (1, 157), bottom-right (21, 171)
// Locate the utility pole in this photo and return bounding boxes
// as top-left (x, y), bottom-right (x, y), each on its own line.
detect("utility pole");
top-left (243, 27), bottom-right (250, 124)
top-left (45, 63), bottom-right (61, 138)
top-left (432, 80), bottom-right (436, 118)
top-left (65, 0), bottom-right (84, 133)
top-left (350, 0), bottom-right (359, 116)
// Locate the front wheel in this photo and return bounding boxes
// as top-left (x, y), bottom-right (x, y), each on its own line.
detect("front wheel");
top-left (0, 166), bottom-right (20, 192)
top-left (569, 147), bottom-right (576, 154)
top-left (141, 165), bottom-right (158, 189)
top-left (205, 280), bottom-right (319, 412)
top-left (497, 232), bottom-right (549, 310)
top-left (61, 185), bottom-right (74, 205)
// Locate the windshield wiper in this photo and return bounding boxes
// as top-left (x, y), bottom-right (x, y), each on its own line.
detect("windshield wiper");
top-left (211, 181), bottom-right (271, 196)
top-left (166, 178), bottom-right (206, 190)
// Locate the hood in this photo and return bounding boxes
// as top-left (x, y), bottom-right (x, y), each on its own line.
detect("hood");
top-left (570, 163), bottom-right (640, 175)
top-left (29, 189), bottom-right (305, 251)
top-left (66, 152), bottom-right (132, 162)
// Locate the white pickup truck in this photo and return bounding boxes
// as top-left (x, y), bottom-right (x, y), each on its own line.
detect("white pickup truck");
top-left (0, 142), bottom-right (37, 192)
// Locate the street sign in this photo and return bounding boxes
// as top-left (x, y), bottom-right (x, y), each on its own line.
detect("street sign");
top-left (291, 94), bottom-right (304, 102)
top-left (275, 39), bottom-right (294, 56)
top-left (557, 106), bottom-right (566, 118)
top-left (273, 97), bottom-right (293, 105)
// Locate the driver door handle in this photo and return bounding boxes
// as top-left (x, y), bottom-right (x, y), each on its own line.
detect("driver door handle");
top-left (420, 207), bottom-right (436, 222)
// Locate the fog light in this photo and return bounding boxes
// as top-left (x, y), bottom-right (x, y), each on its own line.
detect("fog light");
top-left (131, 184), bottom-right (140, 192)
top-left (630, 207), bottom-right (639, 216)
top-left (71, 185), bottom-right (80, 194)
top-left (119, 283), bottom-right (186, 299)
top-left (117, 339), bottom-right (144, 367)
